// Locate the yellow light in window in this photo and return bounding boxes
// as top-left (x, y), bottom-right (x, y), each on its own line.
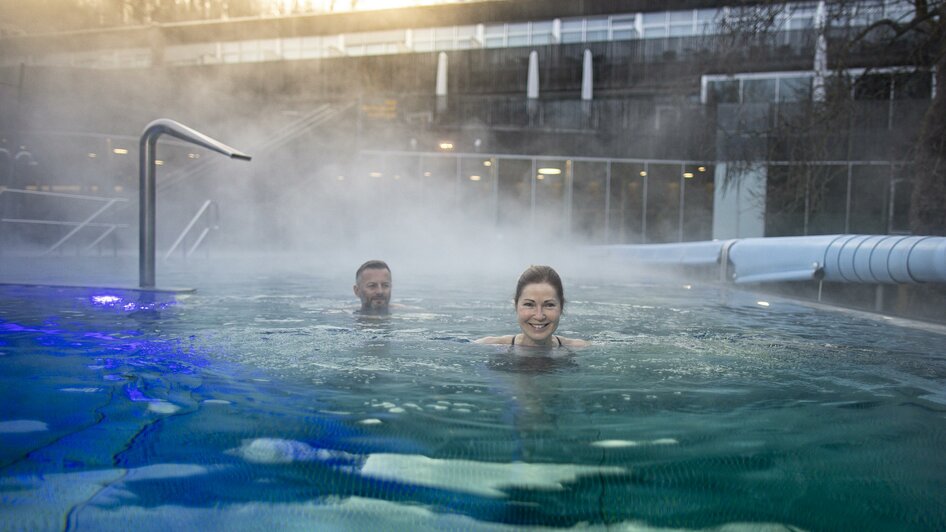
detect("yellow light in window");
top-left (698, 166), bottom-right (706, 172)
top-left (469, 175), bottom-right (481, 181)
top-left (683, 172), bottom-right (694, 178)
top-left (639, 171), bottom-right (647, 177)
top-left (538, 167), bottom-right (561, 175)
top-left (369, 171), bottom-right (382, 177)
top-left (155, 160), bottom-right (164, 166)
top-left (483, 160), bottom-right (492, 167)
top-left (438, 142), bottom-right (454, 150)
top-left (536, 174), bottom-right (545, 180)
top-left (112, 148), bottom-right (128, 155)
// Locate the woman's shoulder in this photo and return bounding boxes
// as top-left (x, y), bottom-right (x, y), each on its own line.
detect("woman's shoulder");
top-left (474, 335), bottom-right (514, 345)
top-left (558, 336), bottom-right (590, 348)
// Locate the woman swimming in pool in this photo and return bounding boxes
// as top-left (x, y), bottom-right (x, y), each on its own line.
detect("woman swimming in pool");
top-left (476, 265), bottom-right (589, 348)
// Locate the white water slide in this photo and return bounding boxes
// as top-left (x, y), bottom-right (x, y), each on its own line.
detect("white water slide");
top-left (602, 235), bottom-right (946, 284)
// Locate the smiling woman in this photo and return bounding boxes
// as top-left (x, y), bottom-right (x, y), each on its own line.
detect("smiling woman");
top-left (475, 265), bottom-right (589, 348)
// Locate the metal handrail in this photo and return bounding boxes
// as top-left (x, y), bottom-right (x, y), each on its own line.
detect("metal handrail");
top-left (139, 119), bottom-right (250, 288)
top-left (164, 199), bottom-right (219, 260)
top-left (0, 186), bottom-right (129, 255)
top-left (156, 104), bottom-right (343, 192)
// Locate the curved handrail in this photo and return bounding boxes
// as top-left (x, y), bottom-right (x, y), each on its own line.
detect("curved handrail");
top-left (139, 119), bottom-right (250, 288)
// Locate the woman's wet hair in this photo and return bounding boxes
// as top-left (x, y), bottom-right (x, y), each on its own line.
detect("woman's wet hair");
top-left (514, 265), bottom-right (565, 308)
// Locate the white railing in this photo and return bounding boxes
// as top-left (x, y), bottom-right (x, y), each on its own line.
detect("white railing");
top-left (0, 187), bottom-right (129, 255)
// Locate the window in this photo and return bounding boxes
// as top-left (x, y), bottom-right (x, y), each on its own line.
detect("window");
top-left (531, 21), bottom-right (554, 44)
top-left (743, 78), bottom-right (777, 103)
top-left (561, 19), bottom-right (584, 43)
top-left (611, 15), bottom-right (637, 41)
top-left (778, 76), bottom-right (811, 102)
top-left (707, 79), bottom-right (740, 104)
top-left (585, 18), bottom-right (609, 42)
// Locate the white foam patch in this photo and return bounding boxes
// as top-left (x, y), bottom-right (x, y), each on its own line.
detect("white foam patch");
top-left (123, 463), bottom-right (211, 481)
top-left (60, 387), bottom-right (103, 393)
top-left (359, 418), bottom-right (383, 425)
top-left (70, 496), bottom-right (532, 531)
top-left (590, 438), bottom-right (679, 448)
top-left (228, 438), bottom-right (358, 465)
top-left (202, 399), bottom-right (231, 405)
top-left (0, 471), bottom-right (806, 532)
top-left (147, 402), bottom-right (181, 414)
top-left (359, 454), bottom-right (625, 498)
top-left (0, 420), bottom-right (49, 433)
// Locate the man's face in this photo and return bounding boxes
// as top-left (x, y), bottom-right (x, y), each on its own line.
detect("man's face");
top-left (353, 268), bottom-right (392, 313)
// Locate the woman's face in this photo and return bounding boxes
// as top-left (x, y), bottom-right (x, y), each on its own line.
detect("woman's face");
top-left (515, 282), bottom-right (562, 346)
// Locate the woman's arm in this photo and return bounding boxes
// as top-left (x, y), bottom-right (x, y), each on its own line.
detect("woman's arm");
top-left (474, 335), bottom-right (514, 344)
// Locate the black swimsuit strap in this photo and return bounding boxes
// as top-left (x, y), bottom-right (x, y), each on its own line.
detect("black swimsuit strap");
top-left (511, 335), bottom-right (562, 346)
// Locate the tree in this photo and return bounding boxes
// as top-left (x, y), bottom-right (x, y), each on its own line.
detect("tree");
top-left (716, 0), bottom-right (945, 236)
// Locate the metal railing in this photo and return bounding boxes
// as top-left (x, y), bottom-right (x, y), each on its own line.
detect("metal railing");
top-left (0, 186), bottom-right (129, 255)
top-left (164, 199), bottom-right (219, 260)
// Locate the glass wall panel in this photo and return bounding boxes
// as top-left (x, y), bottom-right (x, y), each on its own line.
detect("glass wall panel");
top-left (806, 165), bottom-right (848, 235)
top-left (707, 79), bottom-right (740, 104)
top-left (496, 158), bottom-right (533, 234)
top-left (682, 164), bottom-right (714, 241)
top-left (585, 18), bottom-right (609, 41)
top-left (419, 156), bottom-right (458, 216)
top-left (385, 154), bottom-right (424, 219)
top-left (697, 8), bottom-right (721, 29)
top-left (300, 36), bottom-right (322, 58)
top-left (778, 76), bottom-right (811, 102)
top-left (643, 26), bottom-right (668, 38)
top-left (608, 162), bottom-right (645, 243)
top-left (645, 164), bottom-right (681, 242)
top-left (744, 78), bottom-right (777, 103)
top-left (570, 161), bottom-right (607, 243)
top-left (849, 164), bottom-right (890, 234)
top-left (765, 165), bottom-right (806, 236)
top-left (893, 71), bottom-right (932, 99)
top-left (459, 156), bottom-right (496, 225)
top-left (670, 10), bottom-right (695, 24)
top-left (535, 159), bottom-right (566, 238)
top-left (890, 171), bottom-right (912, 233)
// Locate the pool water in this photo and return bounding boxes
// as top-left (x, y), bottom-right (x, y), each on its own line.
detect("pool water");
top-left (1, 269), bottom-right (945, 530)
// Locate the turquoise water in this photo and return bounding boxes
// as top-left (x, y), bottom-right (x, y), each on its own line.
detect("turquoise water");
top-left (1, 271), bottom-right (945, 530)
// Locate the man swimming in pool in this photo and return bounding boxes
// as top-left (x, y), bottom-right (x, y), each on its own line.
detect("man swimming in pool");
top-left (354, 259), bottom-right (392, 315)
top-left (475, 265), bottom-right (589, 348)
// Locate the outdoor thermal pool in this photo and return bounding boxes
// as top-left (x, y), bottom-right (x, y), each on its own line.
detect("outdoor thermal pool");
top-left (1, 261), bottom-right (945, 531)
